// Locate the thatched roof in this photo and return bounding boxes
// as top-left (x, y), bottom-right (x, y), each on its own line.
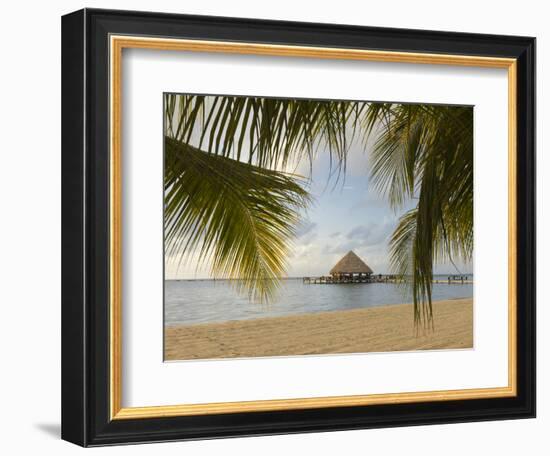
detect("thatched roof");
top-left (330, 251), bottom-right (373, 274)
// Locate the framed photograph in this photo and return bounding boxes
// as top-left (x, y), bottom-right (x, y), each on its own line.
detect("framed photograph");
top-left (61, 8), bottom-right (535, 447)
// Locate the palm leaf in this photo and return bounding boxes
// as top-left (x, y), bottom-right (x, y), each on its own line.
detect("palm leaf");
top-left (165, 94), bottom-right (360, 176)
top-left (371, 104), bottom-right (473, 326)
top-left (164, 137), bottom-right (311, 303)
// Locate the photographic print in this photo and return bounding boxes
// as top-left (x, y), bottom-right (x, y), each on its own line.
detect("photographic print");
top-left (62, 11), bottom-right (535, 444)
top-left (163, 94), bottom-right (474, 361)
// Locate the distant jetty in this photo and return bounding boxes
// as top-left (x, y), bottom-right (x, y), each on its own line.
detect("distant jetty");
top-left (303, 251), bottom-right (472, 285)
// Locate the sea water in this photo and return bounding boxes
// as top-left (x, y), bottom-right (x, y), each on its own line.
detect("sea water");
top-left (165, 276), bottom-right (473, 326)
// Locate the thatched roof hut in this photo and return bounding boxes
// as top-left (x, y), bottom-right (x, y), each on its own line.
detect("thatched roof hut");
top-left (330, 251), bottom-right (373, 276)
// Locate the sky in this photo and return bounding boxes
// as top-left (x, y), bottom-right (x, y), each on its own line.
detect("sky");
top-left (285, 145), bottom-right (413, 277)
top-left (279, 140), bottom-right (471, 278)
top-left (165, 99), bottom-right (473, 279)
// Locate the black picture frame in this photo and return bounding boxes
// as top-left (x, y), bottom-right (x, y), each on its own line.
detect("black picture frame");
top-left (62, 8), bottom-right (536, 447)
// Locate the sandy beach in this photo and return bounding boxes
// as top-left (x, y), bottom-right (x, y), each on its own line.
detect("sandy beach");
top-left (164, 298), bottom-right (473, 360)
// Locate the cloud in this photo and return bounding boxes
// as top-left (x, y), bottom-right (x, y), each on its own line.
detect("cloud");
top-left (294, 220), bottom-right (319, 246)
top-left (296, 221), bottom-right (317, 238)
top-left (323, 218), bottom-right (396, 257)
top-left (346, 224), bottom-right (374, 240)
top-left (349, 188), bottom-right (389, 211)
top-left (345, 219), bottom-right (395, 246)
top-left (341, 140), bottom-right (371, 177)
top-left (323, 240), bottom-right (361, 255)
top-left (350, 184), bottom-right (417, 214)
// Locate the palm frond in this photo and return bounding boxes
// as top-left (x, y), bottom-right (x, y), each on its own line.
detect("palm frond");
top-left (165, 94), bottom-right (361, 177)
top-left (164, 137), bottom-right (311, 303)
top-left (371, 104), bottom-right (473, 327)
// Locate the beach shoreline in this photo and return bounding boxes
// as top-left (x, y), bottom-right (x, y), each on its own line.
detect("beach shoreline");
top-left (164, 298), bottom-right (473, 361)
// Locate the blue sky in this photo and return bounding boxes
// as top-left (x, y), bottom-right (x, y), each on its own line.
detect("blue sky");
top-left (286, 142), bottom-right (473, 277)
top-left (285, 141), bottom-right (413, 277)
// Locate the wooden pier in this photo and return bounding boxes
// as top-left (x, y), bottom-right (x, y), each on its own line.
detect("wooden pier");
top-left (304, 252), bottom-right (472, 285)
top-left (303, 275), bottom-right (373, 284)
top-left (303, 274), bottom-right (472, 285)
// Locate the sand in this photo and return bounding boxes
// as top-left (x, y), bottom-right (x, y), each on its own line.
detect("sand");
top-left (164, 298), bottom-right (473, 361)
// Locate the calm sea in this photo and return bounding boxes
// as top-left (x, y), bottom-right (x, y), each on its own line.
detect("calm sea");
top-left (165, 276), bottom-right (473, 326)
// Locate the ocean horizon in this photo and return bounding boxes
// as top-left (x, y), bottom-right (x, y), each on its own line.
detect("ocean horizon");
top-left (165, 276), bottom-right (474, 326)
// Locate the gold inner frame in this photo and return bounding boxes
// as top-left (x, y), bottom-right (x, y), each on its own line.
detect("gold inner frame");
top-left (109, 35), bottom-right (518, 420)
